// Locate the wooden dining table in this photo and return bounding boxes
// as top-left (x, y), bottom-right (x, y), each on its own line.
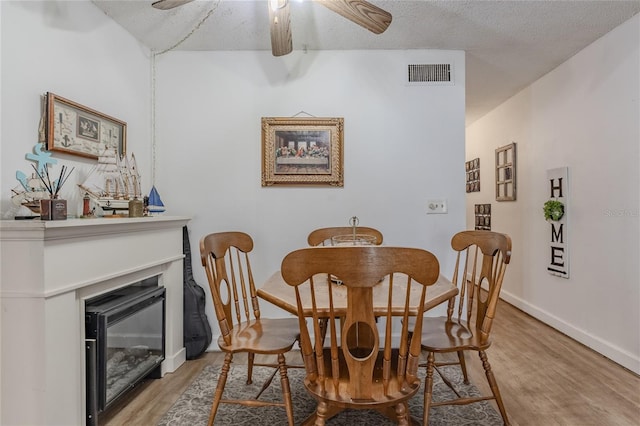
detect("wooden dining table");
top-left (257, 271), bottom-right (458, 318)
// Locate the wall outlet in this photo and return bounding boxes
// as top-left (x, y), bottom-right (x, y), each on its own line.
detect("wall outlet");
top-left (427, 199), bottom-right (448, 214)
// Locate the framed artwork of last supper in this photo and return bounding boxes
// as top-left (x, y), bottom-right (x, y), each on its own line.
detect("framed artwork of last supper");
top-left (261, 116), bottom-right (344, 187)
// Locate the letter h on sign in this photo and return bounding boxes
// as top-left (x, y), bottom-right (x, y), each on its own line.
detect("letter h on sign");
top-left (550, 178), bottom-right (563, 198)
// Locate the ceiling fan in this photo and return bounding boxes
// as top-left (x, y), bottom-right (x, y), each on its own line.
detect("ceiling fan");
top-left (151, 0), bottom-right (392, 57)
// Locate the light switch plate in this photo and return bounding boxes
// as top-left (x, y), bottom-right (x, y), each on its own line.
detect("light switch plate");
top-left (427, 199), bottom-right (447, 214)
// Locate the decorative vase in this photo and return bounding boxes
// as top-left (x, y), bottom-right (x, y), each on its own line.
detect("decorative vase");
top-left (40, 198), bottom-right (67, 221)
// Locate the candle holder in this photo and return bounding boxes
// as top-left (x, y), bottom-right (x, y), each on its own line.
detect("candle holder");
top-left (128, 198), bottom-right (144, 218)
top-left (330, 216), bottom-right (376, 246)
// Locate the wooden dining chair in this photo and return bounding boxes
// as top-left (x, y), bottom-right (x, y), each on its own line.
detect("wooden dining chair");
top-left (199, 231), bottom-right (299, 426)
top-left (281, 245), bottom-right (440, 425)
top-left (307, 226), bottom-right (384, 342)
top-left (419, 230), bottom-right (512, 425)
top-left (307, 226), bottom-right (383, 246)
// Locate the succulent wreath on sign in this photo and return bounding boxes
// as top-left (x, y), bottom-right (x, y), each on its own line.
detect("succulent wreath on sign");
top-left (543, 199), bottom-right (565, 221)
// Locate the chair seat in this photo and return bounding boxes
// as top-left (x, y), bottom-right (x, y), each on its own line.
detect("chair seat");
top-left (304, 348), bottom-right (421, 408)
top-left (419, 316), bottom-right (492, 352)
top-left (217, 318), bottom-right (299, 354)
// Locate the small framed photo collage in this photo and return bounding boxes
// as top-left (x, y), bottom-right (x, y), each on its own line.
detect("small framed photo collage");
top-left (475, 203), bottom-right (491, 230)
top-left (466, 158), bottom-right (480, 193)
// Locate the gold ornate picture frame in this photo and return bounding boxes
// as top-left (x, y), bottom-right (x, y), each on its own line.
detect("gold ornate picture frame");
top-left (46, 92), bottom-right (126, 159)
top-left (261, 117), bottom-right (344, 186)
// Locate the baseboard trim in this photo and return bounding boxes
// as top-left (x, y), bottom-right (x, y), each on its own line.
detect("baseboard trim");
top-left (162, 347), bottom-right (186, 376)
top-left (500, 290), bottom-right (639, 375)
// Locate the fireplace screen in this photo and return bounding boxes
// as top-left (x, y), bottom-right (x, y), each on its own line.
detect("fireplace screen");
top-left (85, 278), bottom-right (165, 423)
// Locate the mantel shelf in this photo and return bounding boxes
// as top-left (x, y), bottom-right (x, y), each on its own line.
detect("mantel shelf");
top-left (0, 216), bottom-right (190, 240)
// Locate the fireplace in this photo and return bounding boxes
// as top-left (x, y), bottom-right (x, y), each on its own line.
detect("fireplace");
top-left (0, 216), bottom-right (189, 425)
top-left (85, 277), bottom-right (166, 424)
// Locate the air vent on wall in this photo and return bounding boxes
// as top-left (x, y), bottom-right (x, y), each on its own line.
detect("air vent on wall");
top-left (406, 63), bottom-right (453, 86)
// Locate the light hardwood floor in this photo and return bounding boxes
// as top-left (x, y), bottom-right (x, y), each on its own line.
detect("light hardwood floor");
top-left (101, 300), bottom-right (640, 425)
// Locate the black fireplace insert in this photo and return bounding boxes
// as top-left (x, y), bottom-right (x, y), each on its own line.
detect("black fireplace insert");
top-left (85, 277), bottom-right (165, 425)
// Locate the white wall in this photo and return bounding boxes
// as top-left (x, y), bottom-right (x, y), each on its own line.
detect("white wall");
top-left (1, 1), bottom-right (152, 422)
top-left (466, 15), bottom-right (639, 373)
top-left (154, 49), bottom-right (466, 330)
top-left (1, 2), bottom-right (467, 356)
top-left (0, 1), bottom-right (152, 219)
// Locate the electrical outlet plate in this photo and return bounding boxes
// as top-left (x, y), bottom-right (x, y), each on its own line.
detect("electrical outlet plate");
top-left (427, 199), bottom-right (447, 214)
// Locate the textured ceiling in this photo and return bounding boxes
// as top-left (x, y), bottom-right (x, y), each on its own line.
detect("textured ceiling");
top-left (92, 0), bottom-right (640, 125)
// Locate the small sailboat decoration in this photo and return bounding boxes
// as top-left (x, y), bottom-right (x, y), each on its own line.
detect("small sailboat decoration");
top-left (11, 143), bottom-right (59, 214)
top-left (12, 172), bottom-right (50, 213)
top-left (147, 185), bottom-right (166, 214)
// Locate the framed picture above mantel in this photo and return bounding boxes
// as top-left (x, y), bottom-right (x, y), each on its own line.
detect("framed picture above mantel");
top-left (46, 92), bottom-right (126, 159)
top-left (261, 116), bottom-right (344, 187)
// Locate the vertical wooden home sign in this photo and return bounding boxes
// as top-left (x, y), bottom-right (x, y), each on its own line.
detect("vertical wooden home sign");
top-left (547, 167), bottom-right (569, 278)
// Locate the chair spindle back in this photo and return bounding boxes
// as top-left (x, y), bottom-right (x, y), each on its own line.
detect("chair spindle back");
top-left (281, 246), bottom-right (439, 401)
top-left (448, 230), bottom-right (512, 341)
top-left (200, 232), bottom-right (261, 346)
top-left (307, 226), bottom-right (383, 246)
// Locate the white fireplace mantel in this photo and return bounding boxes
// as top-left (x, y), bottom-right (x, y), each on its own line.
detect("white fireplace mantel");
top-left (0, 216), bottom-right (190, 426)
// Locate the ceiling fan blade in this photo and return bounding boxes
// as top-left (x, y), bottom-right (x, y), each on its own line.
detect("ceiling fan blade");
top-left (314, 0), bottom-right (392, 34)
top-left (151, 0), bottom-right (194, 11)
top-left (268, 0), bottom-right (293, 57)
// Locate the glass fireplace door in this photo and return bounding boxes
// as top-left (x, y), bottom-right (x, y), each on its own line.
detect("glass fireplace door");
top-left (86, 281), bottom-right (165, 421)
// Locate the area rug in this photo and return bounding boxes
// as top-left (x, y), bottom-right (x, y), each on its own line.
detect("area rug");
top-left (158, 364), bottom-right (502, 425)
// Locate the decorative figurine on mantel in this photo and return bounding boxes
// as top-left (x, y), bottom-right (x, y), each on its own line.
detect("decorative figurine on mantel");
top-left (11, 143), bottom-right (73, 220)
top-left (147, 185), bottom-right (166, 214)
top-left (82, 192), bottom-right (95, 218)
top-left (78, 146), bottom-right (143, 217)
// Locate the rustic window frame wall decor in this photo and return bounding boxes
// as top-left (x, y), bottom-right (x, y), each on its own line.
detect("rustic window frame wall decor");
top-left (261, 117), bottom-right (344, 187)
top-left (495, 142), bottom-right (516, 201)
top-left (46, 92), bottom-right (127, 159)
